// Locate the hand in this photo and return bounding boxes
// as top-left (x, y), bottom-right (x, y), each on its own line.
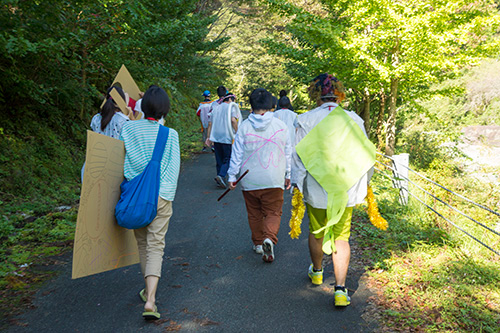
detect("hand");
top-left (229, 182), bottom-right (236, 190)
top-left (205, 139), bottom-right (212, 147)
top-left (285, 178), bottom-right (291, 190)
top-left (139, 92), bottom-right (145, 98)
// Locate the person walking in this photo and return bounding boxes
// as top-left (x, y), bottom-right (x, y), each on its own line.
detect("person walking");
top-left (196, 90), bottom-right (212, 152)
top-left (227, 88), bottom-right (291, 262)
top-left (119, 85), bottom-right (181, 320)
top-left (292, 74), bottom-right (374, 307)
top-left (205, 90), bottom-right (241, 188)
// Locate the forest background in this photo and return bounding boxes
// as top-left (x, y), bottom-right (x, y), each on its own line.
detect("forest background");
top-left (0, 0), bottom-right (499, 331)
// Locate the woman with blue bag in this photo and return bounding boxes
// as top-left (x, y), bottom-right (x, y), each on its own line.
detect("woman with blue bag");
top-left (118, 85), bottom-right (180, 320)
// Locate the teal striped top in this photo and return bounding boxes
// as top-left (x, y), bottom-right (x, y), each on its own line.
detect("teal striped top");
top-left (119, 119), bottom-right (180, 201)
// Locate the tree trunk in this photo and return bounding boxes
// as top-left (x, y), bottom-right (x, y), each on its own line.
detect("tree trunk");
top-left (376, 89), bottom-right (386, 149)
top-left (385, 78), bottom-right (399, 156)
top-left (361, 89), bottom-right (371, 138)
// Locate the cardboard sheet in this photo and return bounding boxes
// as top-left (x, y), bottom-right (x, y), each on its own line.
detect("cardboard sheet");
top-left (112, 64), bottom-right (142, 101)
top-left (72, 131), bottom-right (139, 279)
top-left (100, 64), bottom-right (142, 109)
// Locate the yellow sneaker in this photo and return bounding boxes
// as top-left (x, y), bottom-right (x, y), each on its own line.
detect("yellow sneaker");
top-left (308, 264), bottom-right (323, 285)
top-left (334, 288), bottom-right (351, 307)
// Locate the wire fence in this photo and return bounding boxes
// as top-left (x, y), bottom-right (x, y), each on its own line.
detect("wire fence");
top-left (374, 152), bottom-right (500, 257)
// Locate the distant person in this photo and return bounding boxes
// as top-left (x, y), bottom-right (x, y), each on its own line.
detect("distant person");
top-left (112, 82), bottom-right (144, 120)
top-left (292, 73), bottom-right (372, 307)
top-left (82, 86), bottom-right (131, 181)
top-left (273, 96), bottom-right (298, 144)
top-left (119, 85), bottom-right (181, 320)
top-left (276, 89), bottom-right (294, 111)
top-left (196, 90), bottom-right (212, 152)
top-left (206, 91), bottom-right (241, 188)
top-left (227, 88), bottom-right (291, 263)
top-left (91, 85), bottom-right (130, 139)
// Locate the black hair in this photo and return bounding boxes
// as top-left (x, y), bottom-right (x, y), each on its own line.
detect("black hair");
top-left (278, 96), bottom-right (291, 109)
top-left (101, 85), bottom-right (126, 131)
top-left (142, 85), bottom-right (170, 120)
top-left (249, 88), bottom-right (273, 111)
top-left (217, 85), bottom-right (227, 98)
top-left (279, 90), bottom-right (287, 98)
top-left (223, 92), bottom-right (235, 103)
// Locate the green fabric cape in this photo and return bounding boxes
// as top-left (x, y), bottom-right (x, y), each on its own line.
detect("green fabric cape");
top-left (296, 107), bottom-right (375, 254)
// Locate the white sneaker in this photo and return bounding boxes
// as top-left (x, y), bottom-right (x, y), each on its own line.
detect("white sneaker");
top-left (253, 245), bottom-right (263, 254)
top-left (262, 238), bottom-right (274, 263)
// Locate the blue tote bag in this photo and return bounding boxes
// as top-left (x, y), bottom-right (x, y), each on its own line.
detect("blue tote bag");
top-left (115, 125), bottom-right (169, 229)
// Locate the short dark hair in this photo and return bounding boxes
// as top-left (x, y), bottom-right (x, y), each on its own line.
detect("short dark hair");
top-left (249, 88), bottom-right (273, 111)
top-left (279, 90), bottom-right (287, 98)
top-left (278, 96), bottom-right (291, 109)
top-left (217, 85), bottom-right (227, 98)
top-left (142, 85), bottom-right (170, 119)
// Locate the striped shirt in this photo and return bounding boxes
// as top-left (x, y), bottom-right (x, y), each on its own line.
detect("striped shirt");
top-left (119, 119), bottom-right (180, 201)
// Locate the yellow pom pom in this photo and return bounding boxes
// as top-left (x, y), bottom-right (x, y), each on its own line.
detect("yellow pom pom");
top-left (366, 185), bottom-right (388, 231)
top-left (289, 188), bottom-right (305, 239)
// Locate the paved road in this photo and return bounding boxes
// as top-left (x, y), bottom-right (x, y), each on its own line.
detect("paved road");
top-left (8, 152), bottom-right (376, 332)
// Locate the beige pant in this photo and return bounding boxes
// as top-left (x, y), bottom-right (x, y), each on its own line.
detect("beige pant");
top-left (134, 197), bottom-right (173, 278)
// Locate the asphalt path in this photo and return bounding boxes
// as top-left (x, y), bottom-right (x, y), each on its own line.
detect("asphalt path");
top-left (8, 150), bottom-right (376, 332)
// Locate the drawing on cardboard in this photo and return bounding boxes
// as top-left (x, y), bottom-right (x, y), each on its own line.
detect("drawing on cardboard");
top-left (72, 130), bottom-right (139, 279)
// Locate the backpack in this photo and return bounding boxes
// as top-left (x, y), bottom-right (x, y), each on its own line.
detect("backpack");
top-left (115, 125), bottom-right (169, 229)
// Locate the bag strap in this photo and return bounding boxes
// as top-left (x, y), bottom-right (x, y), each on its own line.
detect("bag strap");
top-left (151, 125), bottom-right (170, 162)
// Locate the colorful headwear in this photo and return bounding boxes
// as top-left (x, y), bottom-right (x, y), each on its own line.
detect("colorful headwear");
top-left (308, 73), bottom-right (345, 103)
top-left (202, 90), bottom-right (211, 97)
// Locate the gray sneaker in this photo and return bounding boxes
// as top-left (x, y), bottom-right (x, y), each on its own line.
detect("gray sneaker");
top-left (214, 175), bottom-right (227, 188)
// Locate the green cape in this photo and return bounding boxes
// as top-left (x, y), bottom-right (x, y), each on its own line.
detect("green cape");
top-left (296, 107), bottom-right (375, 254)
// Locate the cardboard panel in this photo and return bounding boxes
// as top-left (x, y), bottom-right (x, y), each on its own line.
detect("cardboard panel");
top-left (109, 88), bottom-right (130, 116)
top-left (100, 64), bottom-right (142, 108)
top-left (112, 64), bottom-right (142, 101)
top-left (72, 131), bottom-right (139, 279)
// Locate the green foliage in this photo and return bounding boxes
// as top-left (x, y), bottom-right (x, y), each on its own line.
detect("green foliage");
top-left (0, 0), bottom-right (226, 211)
top-left (264, 0), bottom-right (500, 152)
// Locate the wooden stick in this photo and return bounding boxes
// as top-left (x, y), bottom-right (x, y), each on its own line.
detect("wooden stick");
top-left (217, 170), bottom-right (249, 201)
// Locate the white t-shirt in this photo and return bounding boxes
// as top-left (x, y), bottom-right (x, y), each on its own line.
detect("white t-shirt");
top-left (209, 102), bottom-right (241, 144)
top-left (273, 108), bottom-right (298, 145)
top-left (90, 112), bottom-right (129, 139)
top-left (197, 101), bottom-right (212, 128)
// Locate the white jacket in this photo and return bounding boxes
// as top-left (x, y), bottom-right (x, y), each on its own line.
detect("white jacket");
top-left (228, 112), bottom-right (291, 191)
top-left (291, 102), bottom-right (370, 208)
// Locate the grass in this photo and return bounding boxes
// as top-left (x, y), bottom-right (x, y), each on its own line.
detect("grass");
top-left (352, 151), bottom-right (500, 332)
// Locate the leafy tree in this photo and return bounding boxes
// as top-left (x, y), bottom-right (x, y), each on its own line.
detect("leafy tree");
top-left (265, 0), bottom-right (500, 154)
top-left (0, 0), bottom-right (225, 207)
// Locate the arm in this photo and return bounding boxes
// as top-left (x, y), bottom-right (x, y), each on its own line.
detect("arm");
top-left (205, 121), bottom-right (212, 146)
top-left (231, 117), bottom-right (238, 133)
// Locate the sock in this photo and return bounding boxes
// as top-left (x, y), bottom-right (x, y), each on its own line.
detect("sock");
top-left (335, 285), bottom-right (346, 292)
top-left (313, 267), bottom-right (322, 272)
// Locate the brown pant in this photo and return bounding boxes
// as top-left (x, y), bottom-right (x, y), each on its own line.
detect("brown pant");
top-left (242, 188), bottom-right (284, 245)
top-left (134, 197), bottom-right (173, 278)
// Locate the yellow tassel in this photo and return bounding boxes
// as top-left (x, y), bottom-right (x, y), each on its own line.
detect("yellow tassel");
top-left (366, 185), bottom-right (388, 231)
top-left (289, 188), bottom-right (306, 239)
